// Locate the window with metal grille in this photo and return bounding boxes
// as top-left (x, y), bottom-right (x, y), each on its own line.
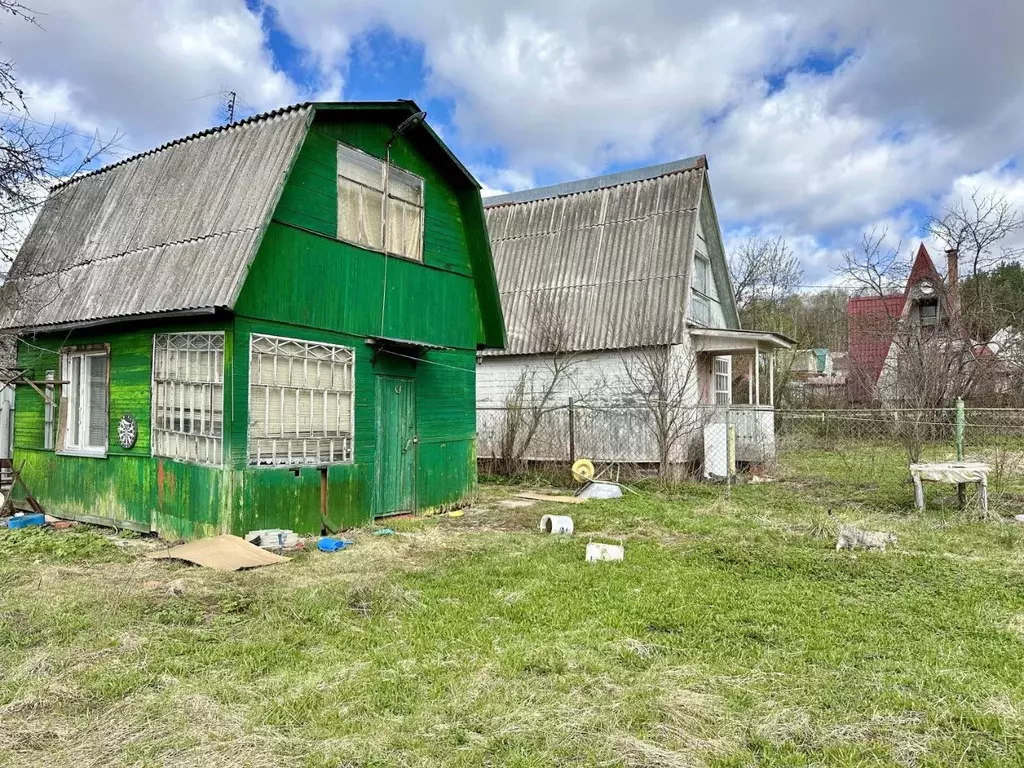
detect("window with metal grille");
top-left (714, 356), bottom-right (732, 406)
top-left (248, 334), bottom-right (355, 467)
top-left (152, 333), bottom-right (224, 466)
top-left (59, 349), bottom-right (108, 456)
top-left (337, 142), bottom-right (424, 261)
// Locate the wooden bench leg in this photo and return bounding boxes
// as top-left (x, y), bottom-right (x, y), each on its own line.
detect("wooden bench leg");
top-left (979, 478), bottom-right (988, 515)
top-left (913, 474), bottom-right (925, 512)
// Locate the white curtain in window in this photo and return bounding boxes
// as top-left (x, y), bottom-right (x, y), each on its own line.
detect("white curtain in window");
top-left (248, 334), bottom-right (355, 466)
top-left (152, 333), bottom-right (225, 466)
top-left (61, 350), bottom-right (108, 453)
top-left (386, 166), bottom-right (424, 260)
top-left (337, 144), bottom-right (384, 250)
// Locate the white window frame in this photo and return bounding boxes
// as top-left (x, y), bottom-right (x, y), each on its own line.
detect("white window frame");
top-left (693, 252), bottom-right (711, 295)
top-left (714, 356), bottom-right (732, 406)
top-left (59, 348), bottom-right (109, 458)
top-left (43, 369), bottom-right (55, 451)
top-left (151, 332), bottom-right (226, 467)
top-left (691, 252), bottom-right (715, 325)
top-left (248, 333), bottom-right (356, 468)
top-left (336, 141), bottom-right (425, 261)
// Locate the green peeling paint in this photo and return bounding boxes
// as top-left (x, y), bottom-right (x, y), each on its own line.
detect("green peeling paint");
top-left (10, 106), bottom-right (498, 539)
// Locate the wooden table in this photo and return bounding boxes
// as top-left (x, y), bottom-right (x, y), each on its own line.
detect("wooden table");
top-left (910, 462), bottom-right (990, 513)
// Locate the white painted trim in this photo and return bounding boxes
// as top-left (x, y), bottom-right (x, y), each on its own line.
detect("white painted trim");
top-left (57, 448), bottom-right (108, 459)
top-left (150, 331), bottom-right (227, 468)
top-left (246, 332), bottom-right (357, 469)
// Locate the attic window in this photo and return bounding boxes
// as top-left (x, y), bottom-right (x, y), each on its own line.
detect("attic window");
top-left (919, 300), bottom-right (939, 327)
top-left (337, 142), bottom-right (424, 261)
top-left (691, 252), bottom-right (713, 324)
top-left (248, 334), bottom-right (355, 467)
top-left (152, 333), bottom-right (225, 466)
top-left (693, 253), bottom-right (711, 295)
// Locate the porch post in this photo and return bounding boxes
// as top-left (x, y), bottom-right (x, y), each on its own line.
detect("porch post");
top-left (754, 344), bottom-right (761, 406)
top-left (747, 355), bottom-right (753, 405)
top-left (769, 351), bottom-right (775, 407)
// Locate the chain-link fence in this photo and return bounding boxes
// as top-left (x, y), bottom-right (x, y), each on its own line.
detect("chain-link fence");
top-left (476, 401), bottom-right (776, 482)
top-left (477, 401), bottom-right (1024, 512)
top-left (774, 406), bottom-right (1024, 513)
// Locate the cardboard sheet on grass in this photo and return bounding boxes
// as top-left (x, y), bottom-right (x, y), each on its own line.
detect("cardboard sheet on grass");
top-left (150, 534), bottom-right (289, 571)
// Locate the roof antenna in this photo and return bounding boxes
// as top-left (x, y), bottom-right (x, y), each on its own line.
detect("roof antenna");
top-left (379, 110), bottom-right (427, 336)
top-left (225, 91), bottom-right (236, 124)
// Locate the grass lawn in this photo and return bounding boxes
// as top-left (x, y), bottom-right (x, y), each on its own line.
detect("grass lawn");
top-left (2, 454), bottom-right (1023, 767)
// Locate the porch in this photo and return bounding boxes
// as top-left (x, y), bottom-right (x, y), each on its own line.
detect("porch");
top-left (690, 326), bottom-right (795, 467)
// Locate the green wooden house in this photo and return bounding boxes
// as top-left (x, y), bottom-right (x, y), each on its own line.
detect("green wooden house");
top-left (0, 101), bottom-right (505, 539)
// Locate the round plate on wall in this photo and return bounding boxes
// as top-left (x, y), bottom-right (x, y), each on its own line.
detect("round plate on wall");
top-left (118, 413), bottom-right (138, 450)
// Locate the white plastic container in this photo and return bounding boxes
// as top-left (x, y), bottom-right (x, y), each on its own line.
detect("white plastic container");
top-left (246, 529), bottom-right (299, 550)
top-left (539, 514), bottom-right (574, 535)
top-left (586, 541), bottom-right (624, 562)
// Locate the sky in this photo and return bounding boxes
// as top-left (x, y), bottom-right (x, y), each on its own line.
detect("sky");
top-left (3, 0), bottom-right (1024, 285)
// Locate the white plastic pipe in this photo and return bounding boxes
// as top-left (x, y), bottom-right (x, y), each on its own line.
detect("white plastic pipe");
top-left (539, 514), bottom-right (574, 535)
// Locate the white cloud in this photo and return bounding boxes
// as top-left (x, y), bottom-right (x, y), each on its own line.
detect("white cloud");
top-left (261, 0), bottom-right (1024, 270)
top-left (3, 0), bottom-right (301, 150)
top-left (4, 0), bottom-right (1024, 283)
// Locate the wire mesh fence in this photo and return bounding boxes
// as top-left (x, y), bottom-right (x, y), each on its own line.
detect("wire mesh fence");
top-left (477, 402), bottom-right (1024, 513)
top-left (774, 406), bottom-right (1024, 514)
top-left (476, 401), bottom-right (776, 483)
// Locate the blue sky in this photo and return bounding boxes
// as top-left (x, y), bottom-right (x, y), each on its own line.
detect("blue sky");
top-left (4, 0), bottom-right (1024, 284)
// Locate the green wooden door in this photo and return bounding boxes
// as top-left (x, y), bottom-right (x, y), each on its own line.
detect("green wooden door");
top-left (375, 375), bottom-right (416, 515)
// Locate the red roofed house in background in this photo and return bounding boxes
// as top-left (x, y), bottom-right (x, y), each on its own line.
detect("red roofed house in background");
top-left (846, 244), bottom-right (960, 404)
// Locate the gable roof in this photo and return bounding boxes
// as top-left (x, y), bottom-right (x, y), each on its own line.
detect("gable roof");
top-left (845, 244), bottom-right (951, 400)
top-left (0, 101), bottom-right (504, 348)
top-left (484, 156), bottom-right (720, 355)
top-left (904, 243), bottom-right (945, 300)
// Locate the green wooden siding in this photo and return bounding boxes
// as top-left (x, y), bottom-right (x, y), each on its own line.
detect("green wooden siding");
top-left (11, 319), bottom-right (234, 539)
top-left (236, 223), bottom-right (479, 350)
top-left (10, 108), bottom-right (495, 538)
top-left (241, 112), bottom-right (486, 350)
top-left (229, 319), bottom-right (476, 529)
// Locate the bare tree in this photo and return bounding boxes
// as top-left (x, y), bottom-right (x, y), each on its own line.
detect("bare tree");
top-left (927, 189), bottom-right (1024, 351)
top-left (835, 227), bottom-right (906, 297)
top-left (729, 235), bottom-right (803, 322)
top-left (0, 2), bottom-right (122, 272)
top-left (928, 189), bottom-right (1024, 281)
top-left (493, 294), bottom-right (587, 473)
top-left (616, 309), bottom-right (701, 479)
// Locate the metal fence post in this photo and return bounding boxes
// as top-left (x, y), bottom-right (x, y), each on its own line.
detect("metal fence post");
top-left (725, 406), bottom-right (732, 500)
top-left (955, 398), bottom-right (965, 461)
top-left (955, 397), bottom-right (966, 509)
top-left (568, 397), bottom-right (575, 465)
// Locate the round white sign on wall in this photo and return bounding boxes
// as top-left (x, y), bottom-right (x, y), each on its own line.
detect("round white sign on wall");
top-left (117, 413), bottom-right (138, 450)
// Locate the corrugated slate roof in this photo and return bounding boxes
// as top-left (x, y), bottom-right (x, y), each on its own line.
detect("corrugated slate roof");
top-left (0, 104), bottom-right (313, 330)
top-left (484, 159), bottom-right (705, 355)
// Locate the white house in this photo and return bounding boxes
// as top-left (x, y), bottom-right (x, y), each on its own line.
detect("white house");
top-left (476, 156), bottom-right (793, 472)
